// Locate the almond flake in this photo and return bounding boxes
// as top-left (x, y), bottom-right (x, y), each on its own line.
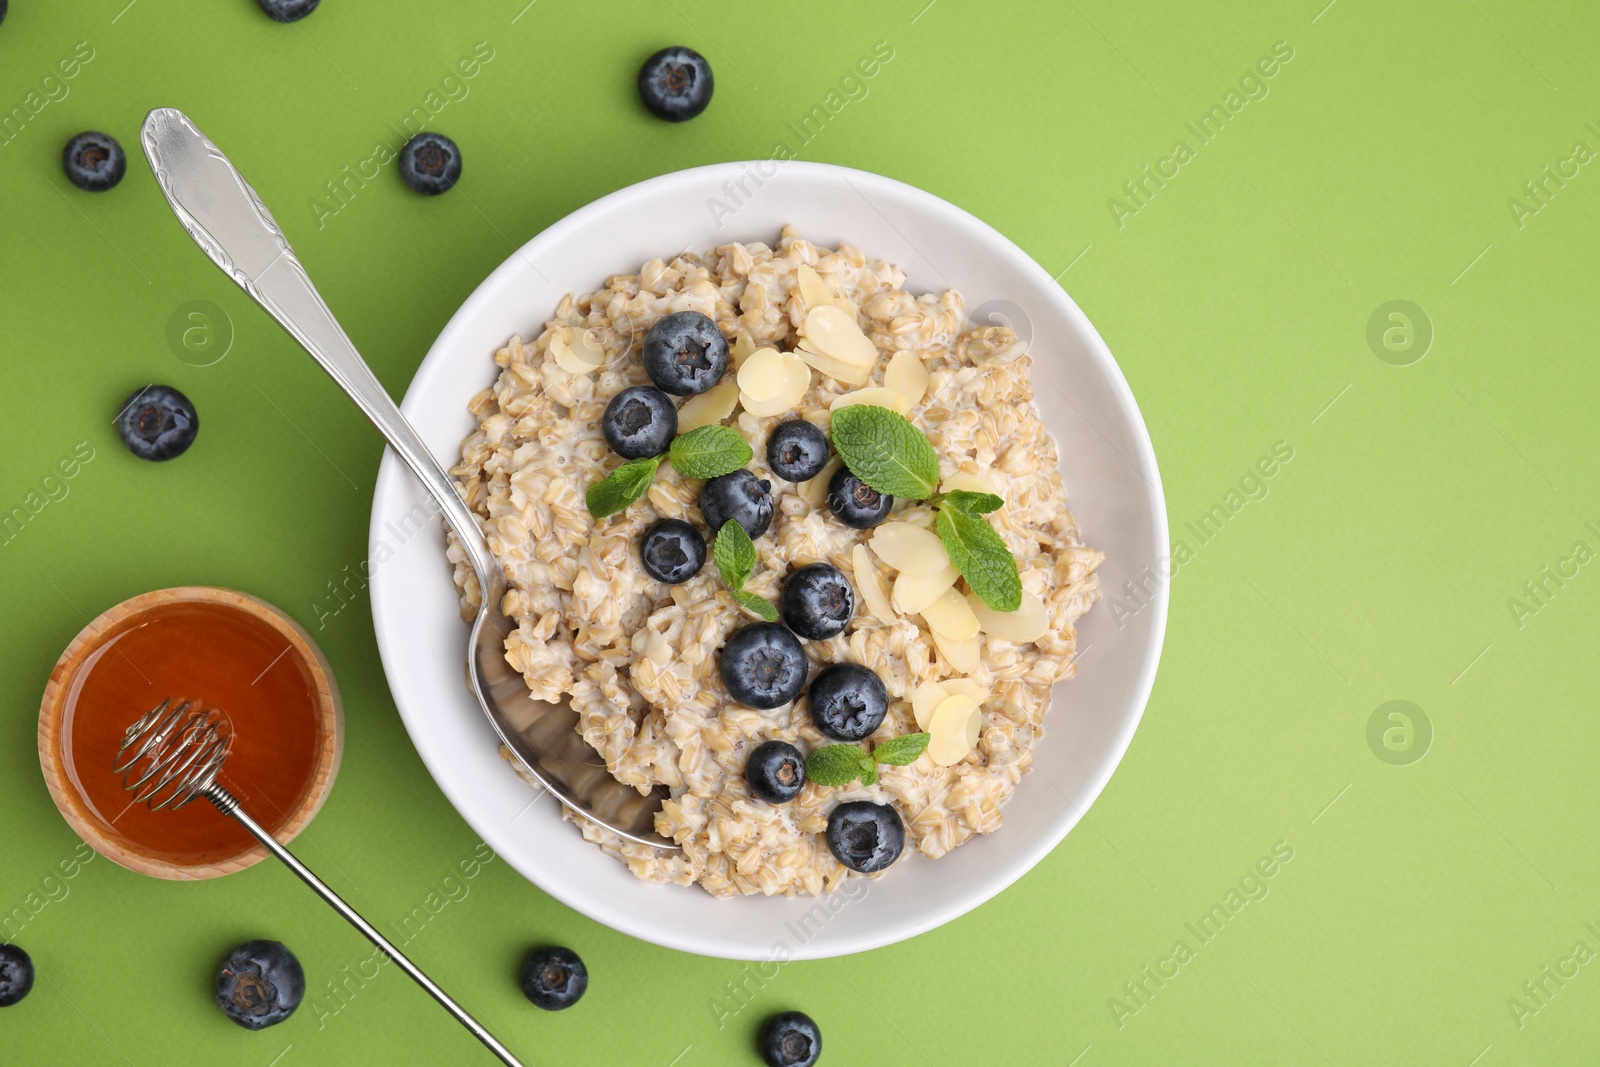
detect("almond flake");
top-left (870, 523), bottom-right (949, 575)
top-left (930, 627), bottom-right (981, 674)
top-left (795, 342), bottom-right (873, 386)
top-left (942, 678), bottom-right (990, 705)
top-left (928, 694), bottom-right (981, 766)
top-left (940, 471), bottom-right (1000, 497)
top-left (678, 378), bottom-right (740, 432)
top-left (968, 588), bottom-right (1049, 644)
top-left (921, 585), bottom-right (980, 641)
top-left (852, 544), bottom-right (897, 626)
top-left (884, 350), bottom-right (929, 407)
top-left (742, 351), bottom-right (811, 417)
top-left (737, 346), bottom-right (788, 402)
top-left (551, 327), bottom-right (608, 375)
top-left (800, 455), bottom-right (845, 508)
top-left (830, 387), bottom-right (909, 416)
top-left (911, 679), bottom-right (950, 730)
top-left (731, 329), bottom-right (757, 368)
top-left (891, 563), bottom-right (959, 615)
top-left (799, 305), bottom-right (877, 368)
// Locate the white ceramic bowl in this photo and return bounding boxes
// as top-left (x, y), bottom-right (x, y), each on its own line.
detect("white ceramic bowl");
top-left (369, 161), bottom-right (1167, 960)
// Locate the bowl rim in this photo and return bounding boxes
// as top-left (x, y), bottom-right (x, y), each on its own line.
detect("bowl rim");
top-left (370, 159), bottom-right (1168, 957)
top-left (37, 586), bottom-right (344, 881)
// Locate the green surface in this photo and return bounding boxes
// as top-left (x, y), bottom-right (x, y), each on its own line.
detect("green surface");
top-left (2, 0), bottom-right (1597, 1063)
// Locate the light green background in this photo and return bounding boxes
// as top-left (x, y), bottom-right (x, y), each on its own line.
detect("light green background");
top-left (3, 0), bottom-right (1597, 1063)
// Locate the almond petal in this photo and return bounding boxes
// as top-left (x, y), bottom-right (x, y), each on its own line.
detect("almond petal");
top-left (941, 471), bottom-right (1001, 497)
top-left (891, 564), bottom-right (959, 615)
top-left (885, 350), bottom-right (929, 407)
top-left (678, 378), bottom-right (740, 432)
top-left (801, 455), bottom-right (844, 509)
top-left (800, 305), bottom-right (877, 367)
top-left (852, 544), bottom-right (896, 626)
top-left (921, 585), bottom-right (980, 642)
top-left (737, 346), bottom-right (788, 402)
top-left (930, 628), bottom-right (981, 674)
top-left (870, 522), bottom-right (949, 575)
top-left (942, 678), bottom-right (990, 705)
top-left (928, 694), bottom-right (980, 765)
top-left (968, 588), bottom-right (1049, 644)
top-left (795, 342), bottom-right (873, 386)
top-left (911, 679), bottom-right (950, 730)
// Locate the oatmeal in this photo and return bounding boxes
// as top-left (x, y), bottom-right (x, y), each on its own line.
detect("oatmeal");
top-left (448, 227), bottom-right (1101, 897)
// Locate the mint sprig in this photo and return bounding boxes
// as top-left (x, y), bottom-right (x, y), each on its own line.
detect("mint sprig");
top-left (935, 501), bottom-right (1021, 611)
top-left (668, 425), bottom-right (751, 480)
top-left (585, 456), bottom-right (661, 518)
top-left (714, 521), bottom-right (779, 620)
top-left (805, 733), bottom-right (931, 788)
top-left (829, 405), bottom-right (1022, 613)
top-left (586, 424), bottom-right (753, 518)
top-left (829, 405), bottom-right (940, 499)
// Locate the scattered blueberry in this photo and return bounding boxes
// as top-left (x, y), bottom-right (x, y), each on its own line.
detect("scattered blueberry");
top-left (746, 740), bottom-right (807, 804)
top-left (721, 623), bottom-right (808, 709)
top-left (808, 662), bottom-right (888, 741)
top-left (700, 470), bottom-right (773, 540)
top-left (826, 467), bottom-right (893, 529)
top-left (215, 941), bottom-right (304, 1030)
top-left (759, 1010), bottom-right (822, 1067)
top-left (0, 945), bottom-right (34, 1008)
top-left (766, 421), bottom-right (830, 482)
top-left (640, 518), bottom-right (706, 584)
top-left (519, 946), bottom-right (587, 1011)
top-left (825, 801), bottom-right (905, 874)
top-left (398, 132), bottom-right (462, 195)
top-left (257, 0), bottom-right (319, 19)
top-left (602, 385), bottom-right (677, 459)
top-left (62, 132), bottom-right (125, 192)
top-left (116, 384), bottom-right (198, 461)
top-left (642, 311), bottom-right (729, 396)
top-left (779, 563), bottom-right (854, 640)
top-left (637, 46), bottom-right (714, 123)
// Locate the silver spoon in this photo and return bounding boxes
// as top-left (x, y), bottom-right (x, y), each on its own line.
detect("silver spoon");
top-left (114, 699), bottom-right (525, 1065)
top-left (138, 107), bottom-right (673, 849)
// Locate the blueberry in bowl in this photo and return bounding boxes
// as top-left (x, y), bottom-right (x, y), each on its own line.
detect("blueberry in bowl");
top-left (215, 940), bottom-right (304, 1030)
top-left (700, 470), bottom-right (772, 540)
top-left (602, 385), bottom-right (678, 459)
top-left (759, 1010), bottom-right (822, 1067)
top-left (398, 132), bottom-right (462, 195)
top-left (807, 662), bottom-right (887, 741)
top-left (642, 310), bottom-right (728, 395)
top-left (638, 46), bottom-right (714, 122)
top-left (62, 132), bottom-right (126, 192)
top-left (520, 946), bottom-right (587, 1011)
top-left (826, 466), bottom-right (893, 528)
top-left (746, 740), bottom-right (807, 804)
top-left (779, 563), bottom-right (854, 640)
top-left (116, 384), bottom-right (198, 461)
top-left (640, 519), bottom-right (705, 584)
top-left (766, 420), bottom-right (830, 482)
top-left (721, 622), bottom-right (808, 709)
top-left (826, 801), bottom-right (905, 874)
top-left (0, 944), bottom-right (34, 1007)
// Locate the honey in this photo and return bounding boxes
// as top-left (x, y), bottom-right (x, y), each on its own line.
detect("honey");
top-left (57, 599), bottom-right (325, 868)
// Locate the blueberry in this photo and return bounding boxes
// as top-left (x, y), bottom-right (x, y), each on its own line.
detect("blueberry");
top-left (642, 311), bottom-right (729, 396)
top-left (602, 386), bottom-right (677, 459)
top-left (62, 132), bottom-right (125, 192)
top-left (700, 470), bottom-right (772, 540)
top-left (215, 940), bottom-right (304, 1030)
top-left (746, 740), bottom-right (807, 804)
top-left (826, 466), bottom-right (893, 529)
top-left (808, 662), bottom-right (887, 741)
top-left (759, 1010), bottom-right (822, 1067)
top-left (640, 518), bottom-right (705, 584)
top-left (519, 946), bottom-right (587, 1011)
top-left (0, 945), bottom-right (34, 1008)
top-left (780, 563), bottom-right (854, 640)
top-left (116, 384), bottom-right (198, 461)
top-left (721, 623), bottom-right (808, 709)
top-left (766, 421), bottom-right (830, 482)
top-left (825, 801), bottom-right (905, 874)
top-left (398, 132), bottom-right (462, 195)
top-left (637, 46), bottom-right (714, 122)
top-left (257, 0), bottom-right (318, 19)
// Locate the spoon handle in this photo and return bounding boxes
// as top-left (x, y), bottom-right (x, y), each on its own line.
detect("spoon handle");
top-left (137, 106), bottom-right (496, 589)
top-left (208, 785), bottom-right (525, 1066)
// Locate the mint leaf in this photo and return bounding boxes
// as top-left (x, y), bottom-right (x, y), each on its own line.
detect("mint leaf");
top-left (668, 425), bottom-right (752, 480)
top-left (585, 456), bottom-right (661, 518)
top-left (940, 490), bottom-right (1003, 515)
top-left (858, 760), bottom-right (878, 787)
top-left (713, 520), bottom-right (757, 590)
top-left (872, 732), bottom-right (930, 766)
top-left (935, 501), bottom-right (1022, 611)
top-left (829, 405), bottom-right (940, 499)
top-left (806, 744), bottom-right (869, 787)
top-left (732, 590), bottom-right (779, 621)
